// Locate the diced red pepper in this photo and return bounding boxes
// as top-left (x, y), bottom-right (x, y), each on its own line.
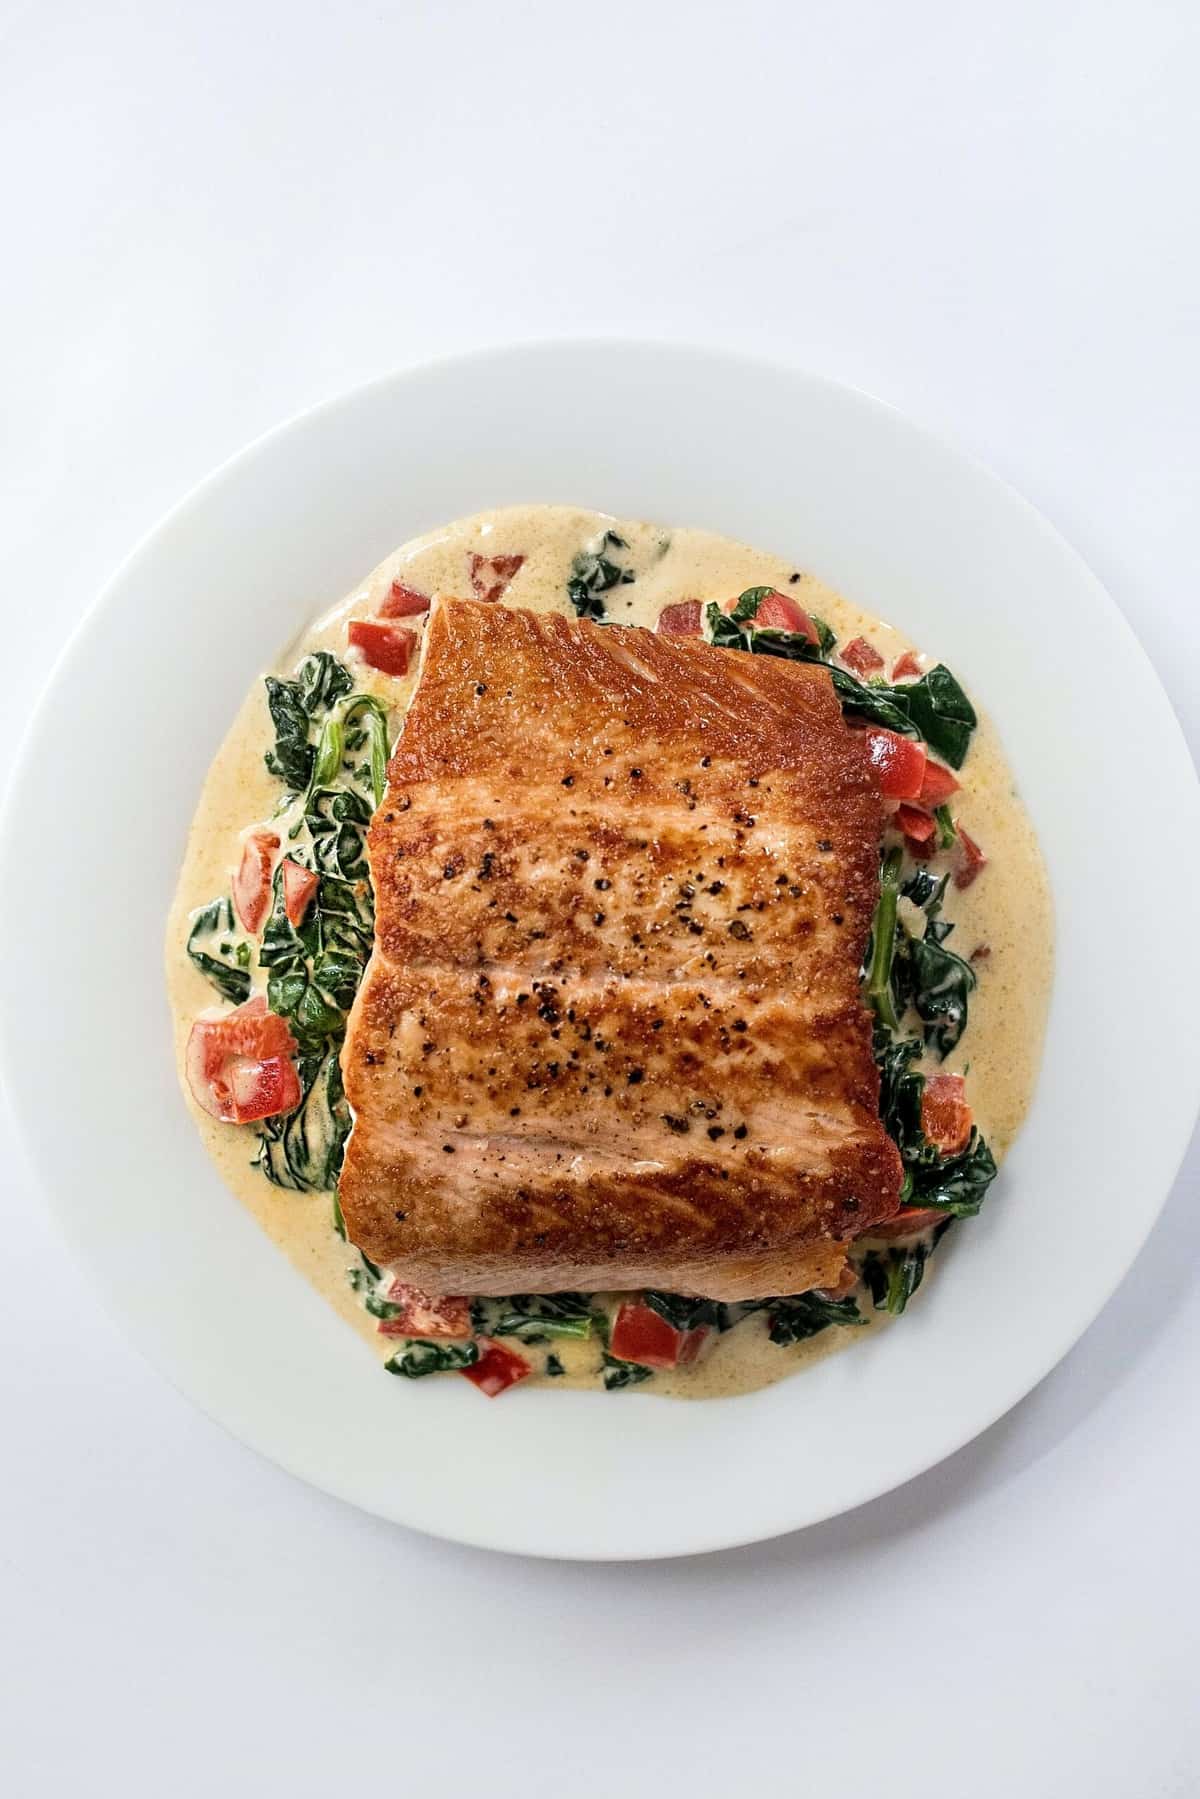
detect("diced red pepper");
top-left (609, 1301), bottom-right (710, 1370)
top-left (468, 552), bottom-right (525, 603)
top-left (186, 996), bottom-right (300, 1125)
top-left (841, 636), bottom-right (884, 675)
top-left (954, 826), bottom-right (987, 889)
top-left (281, 858), bottom-right (318, 928)
top-left (656, 599), bottom-right (703, 637)
top-left (892, 650), bottom-right (922, 680)
top-left (921, 1072), bottom-right (973, 1156)
top-left (232, 829), bottom-right (280, 934)
top-left (461, 1338), bottom-right (531, 1397)
top-left (864, 728), bottom-right (927, 800)
top-left (379, 1282), bottom-right (472, 1339)
top-left (917, 759), bottom-right (961, 807)
top-left (895, 802), bottom-right (936, 843)
top-left (753, 589), bottom-right (819, 642)
top-left (348, 619), bottom-right (417, 676)
top-left (869, 1206), bottom-right (947, 1240)
top-left (380, 580), bottom-right (431, 618)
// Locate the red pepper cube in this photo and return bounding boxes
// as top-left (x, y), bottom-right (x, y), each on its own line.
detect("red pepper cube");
top-left (380, 580), bottom-right (431, 618)
top-left (610, 1301), bottom-right (710, 1370)
top-left (656, 599), bottom-right (703, 637)
top-left (461, 1338), bottom-right (531, 1397)
top-left (348, 619), bottom-right (417, 676)
top-left (841, 636), bottom-right (885, 675)
top-left (864, 729), bottom-right (927, 801)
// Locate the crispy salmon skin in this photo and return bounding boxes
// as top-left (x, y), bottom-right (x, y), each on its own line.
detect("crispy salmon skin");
top-left (338, 598), bottom-right (902, 1299)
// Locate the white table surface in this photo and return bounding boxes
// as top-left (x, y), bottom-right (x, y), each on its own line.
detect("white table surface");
top-left (2, 3), bottom-right (1198, 1793)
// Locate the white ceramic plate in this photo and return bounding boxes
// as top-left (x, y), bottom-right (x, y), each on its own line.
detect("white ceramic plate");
top-left (3, 343), bottom-right (1197, 1560)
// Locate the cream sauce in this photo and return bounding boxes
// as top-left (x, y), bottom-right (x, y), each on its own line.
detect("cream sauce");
top-left (165, 505), bottom-right (1053, 1399)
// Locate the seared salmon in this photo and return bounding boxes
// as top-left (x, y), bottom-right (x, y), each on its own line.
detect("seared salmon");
top-left (338, 598), bottom-right (902, 1299)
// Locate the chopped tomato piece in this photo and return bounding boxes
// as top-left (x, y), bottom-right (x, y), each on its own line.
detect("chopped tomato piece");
top-left (610, 1301), bottom-right (710, 1370)
top-left (232, 829), bottom-right (280, 934)
top-left (461, 1338), bottom-right (531, 1397)
top-left (380, 580), bottom-right (431, 618)
top-left (864, 728), bottom-right (927, 800)
top-left (921, 1072), bottom-right (973, 1156)
top-left (348, 619), bottom-right (417, 676)
top-left (891, 650), bottom-right (922, 680)
top-left (841, 636), bottom-right (884, 675)
top-left (186, 997), bottom-right (300, 1125)
top-left (917, 759), bottom-right (961, 807)
top-left (380, 1282), bottom-right (472, 1339)
top-left (753, 589), bottom-right (819, 642)
top-left (895, 802), bottom-right (936, 843)
top-left (468, 552), bottom-right (525, 603)
top-left (281, 858), bottom-right (318, 927)
top-left (954, 825), bottom-right (987, 889)
top-left (190, 996), bottom-right (294, 1069)
top-left (656, 599), bottom-right (703, 637)
top-left (869, 1206), bottom-right (946, 1240)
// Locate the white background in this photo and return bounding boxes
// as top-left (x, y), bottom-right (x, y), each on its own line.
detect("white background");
top-left (2, 2), bottom-right (1198, 1793)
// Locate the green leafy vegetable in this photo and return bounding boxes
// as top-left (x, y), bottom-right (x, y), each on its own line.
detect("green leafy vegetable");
top-left (186, 896), bottom-right (251, 1004)
top-left (703, 598), bottom-right (830, 665)
top-left (249, 654), bottom-right (389, 1189)
top-left (642, 1291), bottom-right (733, 1333)
top-left (864, 847), bottom-right (903, 1031)
top-left (831, 664), bottom-right (977, 769)
top-left (567, 529), bottom-right (635, 621)
top-left (901, 665), bottom-right (978, 769)
top-left (385, 1340), bottom-right (480, 1379)
top-left (343, 695), bottom-right (389, 810)
top-left (765, 1292), bottom-right (866, 1345)
top-left (602, 1354), bottom-right (653, 1390)
top-left (894, 929), bottom-right (976, 1059)
top-left (253, 1047), bottom-right (351, 1191)
top-left (828, 666), bottom-right (915, 735)
top-left (263, 651), bottom-right (353, 790)
top-left (909, 1133), bottom-right (997, 1216)
top-left (934, 805), bottom-right (957, 850)
top-left (296, 650), bottom-right (354, 717)
top-left (900, 868), bottom-right (942, 910)
top-left (730, 585), bottom-right (774, 621)
top-left (862, 1238), bottom-right (935, 1315)
top-left (873, 1028), bottom-right (926, 1161)
top-left (488, 1293), bottom-right (594, 1344)
top-left (545, 1354), bottom-right (565, 1377)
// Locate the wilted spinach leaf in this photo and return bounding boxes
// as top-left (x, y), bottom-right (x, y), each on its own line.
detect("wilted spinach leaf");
top-left (567, 529), bottom-right (635, 621)
top-left (831, 664), bottom-right (977, 768)
top-left (263, 651), bottom-right (354, 790)
top-left (703, 596), bottom-right (831, 665)
top-left (385, 1340), bottom-right (480, 1378)
top-left (186, 896), bottom-right (251, 1004)
top-left (909, 1132), bottom-right (997, 1216)
top-left (602, 1354), bottom-right (654, 1390)
top-left (643, 1291), bottom-right (734, 1332)
top-left (766, 1291), bottom-right (865, 1345)
top-left (253, 1047), bottom-right (351, 1192)
top-left (894, 929), bottom-right (976, 1059)
top-left (487, 1293), bottom-right (594, 1344)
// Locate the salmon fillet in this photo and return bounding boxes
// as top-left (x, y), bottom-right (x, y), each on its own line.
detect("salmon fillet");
top-left (338, 597), bottom-right (902, 1300)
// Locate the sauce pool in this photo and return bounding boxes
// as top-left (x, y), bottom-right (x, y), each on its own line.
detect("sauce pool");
top-left (165, 505), bottom-right (1053, 1398)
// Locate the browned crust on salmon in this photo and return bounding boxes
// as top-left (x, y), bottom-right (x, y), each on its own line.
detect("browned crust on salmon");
top-left (338, 598), bottom-right (902, 1299)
